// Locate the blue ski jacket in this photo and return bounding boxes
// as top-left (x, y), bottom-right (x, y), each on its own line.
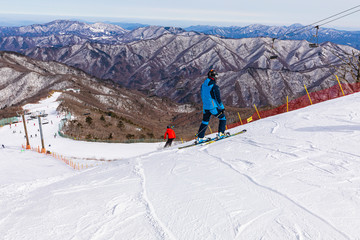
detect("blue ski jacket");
top-left (200, 78), bottom-right (225, 111)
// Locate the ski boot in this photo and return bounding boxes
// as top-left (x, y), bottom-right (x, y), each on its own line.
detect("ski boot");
top-left (215, 132), bottom-right (230, 140)
top-left (195, 137), bottom-right (211, 144)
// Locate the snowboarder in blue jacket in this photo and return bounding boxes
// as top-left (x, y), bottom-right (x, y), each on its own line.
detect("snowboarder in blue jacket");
top-left (196, 69), bottom-right (226, 143)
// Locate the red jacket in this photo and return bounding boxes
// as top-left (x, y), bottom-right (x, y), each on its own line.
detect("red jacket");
top-left (164, 128), bottom-right (176, 139)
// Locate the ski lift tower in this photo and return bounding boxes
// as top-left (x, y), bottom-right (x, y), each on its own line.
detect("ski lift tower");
top-left (37, 113), bottom-right (46, 153)
top-left (19, 111), bottom-right (31, 149)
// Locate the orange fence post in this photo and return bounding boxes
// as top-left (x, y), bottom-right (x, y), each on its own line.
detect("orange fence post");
top-left (286, 96), bottom-right (289, 112)
top-left (254, 104), bottom-right (261, 119)
top-left (304, 84), bottom-right (313, 105)
top-left (336, 75), bottom-right (345, 96)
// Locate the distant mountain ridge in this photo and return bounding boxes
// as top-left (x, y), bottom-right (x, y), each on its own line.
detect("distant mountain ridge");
top-left (0, 20), bottom-right (127, 37)
top-left (184, 24), bottom-right (360, 50)
top-left (1, 20), bottom-right (359, 109)
top-left (1, 20), bottom-right (360, 49)
top-left (0, 20), bottom-right (191, 51)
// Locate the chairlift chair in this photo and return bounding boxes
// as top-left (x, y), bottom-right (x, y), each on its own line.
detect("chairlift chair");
top-left (146, 87), bottom-right (157, 97)
top-left (309, 43), bottom-right (319, 48)
top-left (270, 38), bottom-right (278, 60)
top-left (309, 26), bottom-right (319, 48)
top-left (175, 79), bottom-right (186, 91)
top-left (147, 80), bottom-right (156, 95)
top-left (42, 119), bottom-right (49, 125)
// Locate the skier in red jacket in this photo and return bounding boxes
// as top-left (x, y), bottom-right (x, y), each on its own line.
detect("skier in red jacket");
top-left (164, 125), bottom-right (176, 148)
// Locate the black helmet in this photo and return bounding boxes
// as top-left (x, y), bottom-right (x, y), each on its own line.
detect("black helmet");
top-left (208, 69), bottom-right (218, 80)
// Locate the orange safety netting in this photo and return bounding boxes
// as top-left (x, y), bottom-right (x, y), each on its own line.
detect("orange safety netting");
top-left (227, 82), bottom-right (360, 129)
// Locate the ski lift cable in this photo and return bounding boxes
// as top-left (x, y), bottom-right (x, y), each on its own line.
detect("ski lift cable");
top-left (265, 6), bottom-right (360, 61)
top-left (283, 5), bottom-right (360, 38)
top-left (311, 5), bottom-right (360, 26)
top-left (318, 9), bottom-right (360, 27)
top-left (280, 4), bottom-right (360, 40)
top-left (310, 9), bottom-right (360, 47)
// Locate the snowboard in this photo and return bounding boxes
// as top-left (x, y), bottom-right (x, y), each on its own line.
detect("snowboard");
top-left (178, 129), bottom-right (247, 149)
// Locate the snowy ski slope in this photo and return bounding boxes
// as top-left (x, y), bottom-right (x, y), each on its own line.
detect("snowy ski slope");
top-left (1, 92), bottom-right (360, 239)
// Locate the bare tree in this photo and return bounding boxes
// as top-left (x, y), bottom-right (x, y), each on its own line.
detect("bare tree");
top-left (332, 50), bottom-right (360, 83)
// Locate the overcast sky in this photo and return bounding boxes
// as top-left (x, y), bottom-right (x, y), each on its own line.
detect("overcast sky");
top-left (0, 0), bottom-right (359, 30)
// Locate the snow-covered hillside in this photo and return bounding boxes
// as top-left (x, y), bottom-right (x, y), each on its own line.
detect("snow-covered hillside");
top-left (0, 92), bottom-right (164, 161)
top-left (23, 33), bottom-right (360, 108)
top-left (1, 92), bottom-right (360, 239)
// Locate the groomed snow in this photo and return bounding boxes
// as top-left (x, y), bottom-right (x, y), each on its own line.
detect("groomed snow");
top-left (1, 92), bottom-right (360, 239)
top-left (2, 92), bottom-right (164, 162)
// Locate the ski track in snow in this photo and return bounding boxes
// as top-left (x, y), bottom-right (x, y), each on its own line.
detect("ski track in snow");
top-left (205, 149), bottom-right (351, 239)
top-left (134, 157), bottom-right (176, 240)
top-left (271, 120), bottom-right (280, 134)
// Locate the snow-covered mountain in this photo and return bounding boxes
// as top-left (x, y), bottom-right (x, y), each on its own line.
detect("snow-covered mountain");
top-left (1, 20), bottom-right (359, 109)
top-left (0, 20), bottom-right (192, 50)
top-left (3, 20), bottom-right (360, 48)
top-left (1, 86), bottom-right (360, 239)
top-left (0, 51), bottom-right (93, 109)
top-left (0, 51), bottom-right (196, 140)
top-left (0, 20), bottom-right (127, 37)
top-left (2, 20), bottom-right (360, 50)
top-left (24, 34), bottom-right (360, 108)
top-left (185, 24), bottom-right (360, 50)
top-left (117, 25), bottom-right (194, 43)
